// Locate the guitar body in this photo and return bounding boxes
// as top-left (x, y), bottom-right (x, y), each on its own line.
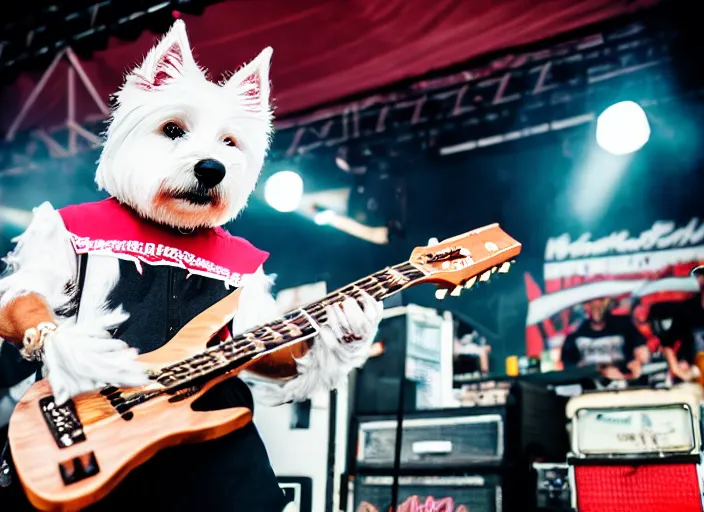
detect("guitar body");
top-left (9, 290), bottom-right (255, 512)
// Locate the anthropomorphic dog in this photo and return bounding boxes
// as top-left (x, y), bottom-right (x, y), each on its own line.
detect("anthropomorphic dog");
top-left (0, 20), bottom-right (382, 511)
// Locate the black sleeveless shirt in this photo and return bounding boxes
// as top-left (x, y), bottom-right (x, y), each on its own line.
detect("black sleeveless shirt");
top-left (105, 259), bottom-right (254, 410)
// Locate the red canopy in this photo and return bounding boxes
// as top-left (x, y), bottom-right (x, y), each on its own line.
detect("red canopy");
top-left (0, 0), bottom-right (659, 134)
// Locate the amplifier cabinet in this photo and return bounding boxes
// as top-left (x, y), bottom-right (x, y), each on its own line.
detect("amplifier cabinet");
top-left (354, 382), bottom-right (568, 472)
top-left (357, 414), bottom-right (504, 470)
top-left (350, 474), bottom-right (503, 512)
top-left (566, 385), bottom-right (702, 457)
top-left (568, 456), bottom-right (703, 512)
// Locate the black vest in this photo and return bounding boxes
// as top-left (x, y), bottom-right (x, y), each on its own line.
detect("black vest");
top-left (102, 257), bottom-right (254, 411)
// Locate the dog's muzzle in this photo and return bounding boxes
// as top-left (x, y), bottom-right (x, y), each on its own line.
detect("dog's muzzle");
top-left (194, 159), bottom-right (226, 188)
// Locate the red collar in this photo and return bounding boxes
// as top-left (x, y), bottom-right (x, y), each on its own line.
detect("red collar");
top-left (58, 198), bottom-right (268, 286)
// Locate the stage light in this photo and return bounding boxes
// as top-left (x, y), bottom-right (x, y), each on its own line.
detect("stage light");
top-left (314, 209), bottom-right (336, 225)
top-left (0, 207), bottom-right (32, 228)
top-left (264, 170), bottom-right (303, 212)
top-left (596, 101), bottom-right (650, 155)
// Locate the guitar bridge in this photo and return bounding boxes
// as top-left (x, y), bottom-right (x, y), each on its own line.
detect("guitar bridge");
top-left (39, 396), bottom-right (86, 449)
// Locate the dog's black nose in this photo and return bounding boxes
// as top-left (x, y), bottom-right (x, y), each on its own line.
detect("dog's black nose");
top-left (194, 159), bottom-right (226, 189)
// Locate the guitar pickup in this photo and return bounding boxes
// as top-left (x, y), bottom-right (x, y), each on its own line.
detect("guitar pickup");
top-left (58, 452), bottom-right (100, 486)
top-left (39, 396), bottom-right (86, 449)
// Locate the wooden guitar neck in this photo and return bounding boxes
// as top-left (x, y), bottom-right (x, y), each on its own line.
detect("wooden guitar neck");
top-left (148, 224), bottom-right (522, 394)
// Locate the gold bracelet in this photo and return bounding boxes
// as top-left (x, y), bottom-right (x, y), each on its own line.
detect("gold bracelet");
top-left (20, 322), bottom-right (57, 362)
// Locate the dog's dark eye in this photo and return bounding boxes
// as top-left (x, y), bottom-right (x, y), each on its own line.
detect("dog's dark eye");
top-left (223, 137), bottom-right (238, 148)
top-left (162, 122), bottom-right (186, 140)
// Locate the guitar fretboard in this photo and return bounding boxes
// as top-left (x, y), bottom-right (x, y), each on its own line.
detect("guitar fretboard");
top-left (154, 262), bottom-right (425, 389)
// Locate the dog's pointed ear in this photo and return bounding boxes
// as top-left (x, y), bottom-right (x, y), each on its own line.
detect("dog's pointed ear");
top-left (224, 47), bottom-right (273, 115)
top-left (130, 19), bottom-right (201, 90)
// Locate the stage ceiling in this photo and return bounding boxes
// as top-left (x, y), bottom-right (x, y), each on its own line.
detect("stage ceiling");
top-left (0, 0), bottom-right (660, 135)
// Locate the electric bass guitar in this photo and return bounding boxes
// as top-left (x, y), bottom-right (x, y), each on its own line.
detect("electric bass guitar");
top-left (9, 224), bottom-right (521, 511)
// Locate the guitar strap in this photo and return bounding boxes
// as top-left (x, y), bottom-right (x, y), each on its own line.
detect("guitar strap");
top-left (0, 253), bottom-right (89, 488)
top-left (73, 253), bottom-right (89, 323)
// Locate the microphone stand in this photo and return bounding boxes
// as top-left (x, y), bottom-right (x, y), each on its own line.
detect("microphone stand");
top-left (390, 355), bottom-right (406, 512)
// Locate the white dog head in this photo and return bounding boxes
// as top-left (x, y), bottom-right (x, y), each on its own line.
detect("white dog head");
top-left (95, 20), bottom-right (273, 229)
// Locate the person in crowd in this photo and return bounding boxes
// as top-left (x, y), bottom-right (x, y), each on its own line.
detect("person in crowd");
top-left (560, 296), bottom-right (649, 382)
top-left (660, 265), bottom-right (704, 383)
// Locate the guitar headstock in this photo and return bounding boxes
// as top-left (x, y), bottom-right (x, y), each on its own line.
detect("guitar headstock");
top-left (409, 224), bottom-right (521, 299)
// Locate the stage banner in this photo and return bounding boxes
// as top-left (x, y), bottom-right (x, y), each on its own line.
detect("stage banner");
top-left (524, 218), bottom-right (704, 366)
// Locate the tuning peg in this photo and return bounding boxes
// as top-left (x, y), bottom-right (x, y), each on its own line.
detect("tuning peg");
top-left (451, 285), bottom-right (463, 297)
top-left (428, 237), bottom-right (440, 246)
top-left (499, 262), bottom-right (511, 273)
top-left (491, 266), bottom-right (497, 273)
top-left (480, 271), bottom-right (491, 282)
top-left (435, 289), bottom-right (448, 300)
top-left (464, 276), bottom-right (477, 289)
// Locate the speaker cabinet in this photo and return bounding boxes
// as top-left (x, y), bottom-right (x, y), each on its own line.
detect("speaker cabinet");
top-left (357, 412), bottom-right (504, 471)
top-left (351, 474), bottom-right (503, 512)
top-left (355, 381), bottom-right (568, 472)
top-left (569, 456), bottom-right (703, 512)
top-left (354, 305), bottom-right (451, 415)
top-left (565, 385), bottom-right (704, 512)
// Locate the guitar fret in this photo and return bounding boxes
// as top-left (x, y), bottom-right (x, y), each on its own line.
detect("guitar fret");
top-left (281, 319), bottom-right (302, 336)
top-left (262, 326), bottom-right (283, 340)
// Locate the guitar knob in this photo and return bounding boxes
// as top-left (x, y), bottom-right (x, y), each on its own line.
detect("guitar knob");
top-left (83, 453), bottom-right (99, 476)
top-left (72, 457), bottom-right (85, 476)
top-left (59, 462), bottom-right (76, 485)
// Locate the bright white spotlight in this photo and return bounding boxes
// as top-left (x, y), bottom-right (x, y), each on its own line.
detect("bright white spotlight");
top-left (314, 209), bottom-right (336, 225)
top-left (264, 170), bottom-right (303, 212)
top-left (596, 101), bottom-right (650, 155)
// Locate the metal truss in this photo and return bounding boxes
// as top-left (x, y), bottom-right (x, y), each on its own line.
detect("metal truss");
top-left (0, 1), bottom-right (217, 73)
top-left (0, 13), bottom-right (692, 175)
top-left (3, 47), bottom-right (108, 162)
top-left (269, 19), bottom-right (684, 160)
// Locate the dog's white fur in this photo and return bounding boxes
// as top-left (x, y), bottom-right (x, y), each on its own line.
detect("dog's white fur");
top-left (0, 203), bottom-right (76, 310)
top-left (96, 20), bottom-right (273, 229)
top-left (0, 21), bottom-right (381, 407)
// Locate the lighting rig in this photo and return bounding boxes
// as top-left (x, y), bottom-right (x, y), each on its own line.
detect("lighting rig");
top-left (269, 15), bottom-right (693, 161)
top-left (0, 1), bottom-right (221, 173)
top-left (257, 14), bottom-right (691, 244)
top-left (0, 9), bottom-right (692, 177)
top-left (0, 1), bottom-right (220, 76)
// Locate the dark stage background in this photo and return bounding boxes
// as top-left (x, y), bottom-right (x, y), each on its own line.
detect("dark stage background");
top-left (1, 0), bottom-right (703, 373)
top-left (2, 97), bottom-right (703, 371)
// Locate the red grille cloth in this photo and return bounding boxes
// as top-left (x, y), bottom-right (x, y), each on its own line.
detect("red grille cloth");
top-left (574, 464), bottom-right (702, 512)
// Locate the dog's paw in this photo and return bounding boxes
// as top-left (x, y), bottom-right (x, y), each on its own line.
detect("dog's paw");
top-left (322, 291), bottom-right (383, 346)
top-left (43, 324), bottom-right (149, 405)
